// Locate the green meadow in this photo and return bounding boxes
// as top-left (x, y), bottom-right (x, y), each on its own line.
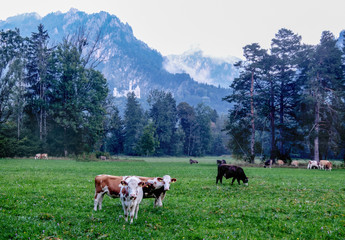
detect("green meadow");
top-left (0, 158), bottom-right (344, 239)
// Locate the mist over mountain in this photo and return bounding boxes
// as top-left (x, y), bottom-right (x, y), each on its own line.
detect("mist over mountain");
top-left (0, 9), bottom-right (238, 113)
top-left (164, 49), bottom-right (240, 88)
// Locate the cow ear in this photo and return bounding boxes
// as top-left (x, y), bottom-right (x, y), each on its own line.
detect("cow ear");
top-left (121, 180), bottom-right (127, 186)
top-left (157, 177), bottom-right (163, 182)
top-left (171, 178), bottom-right (177, 183)
top-left (145, 182), bottom-right (153, 188)
top-left (138, 182), bottom-right (145, 187)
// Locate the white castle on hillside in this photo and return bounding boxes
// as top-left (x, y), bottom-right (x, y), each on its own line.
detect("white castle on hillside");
top-left (113, 80), bottom-right (141, 98)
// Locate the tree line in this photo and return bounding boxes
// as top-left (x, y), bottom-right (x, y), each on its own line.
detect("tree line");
top-left (104, 91), bottom-right (228, 157)
top-left (224, 28), bottom-right (345, 163)
top-left (0, 25), bottom-right (228, 158)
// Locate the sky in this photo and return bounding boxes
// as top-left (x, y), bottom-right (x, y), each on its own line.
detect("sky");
top-left (1, 0), bottom-right (345, 58)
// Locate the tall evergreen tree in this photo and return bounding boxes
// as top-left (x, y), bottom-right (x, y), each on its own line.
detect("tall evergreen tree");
top-left (148, 90), bottom-right (177, 155)
top-left (177, 102), bottom-right (197, 156)
top-left (139, 121), bottom-right (159, 156)
top-left (300, 31), bottom-right (344, 161)
top-left (123, 92), bottom-right (145, 155)
top-left (270, 28), bottom-right (302, 160)
top-left (106, 106), bottom-right (124, 155)
top-left (25, 24), bottom-right (53, 144)
top-left (224, 43), bottom-right (266, 162)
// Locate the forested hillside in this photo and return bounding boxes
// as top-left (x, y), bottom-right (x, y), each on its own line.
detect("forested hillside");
top-left (0, 9), bottom-right (231, 114)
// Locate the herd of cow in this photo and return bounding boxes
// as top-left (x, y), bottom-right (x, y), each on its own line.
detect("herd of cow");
top-left (92, 158), bottom-right (334, 224)
top-left (94, 160), bottom-right (251, 224)
top-left (93, 174), bottom-right (177, 223)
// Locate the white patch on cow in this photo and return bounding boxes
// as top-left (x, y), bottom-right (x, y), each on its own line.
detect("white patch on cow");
top-left (120, 176), bottom-right (144, 224)
top-left (307, 161), bottom-right (319, 169)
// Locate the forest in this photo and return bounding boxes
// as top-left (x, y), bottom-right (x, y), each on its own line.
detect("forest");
top-left (1, 25), bottom-right (345, 161)
top-left (0, 24), bottom-right (228, 158)
top-left (224, 28), bottom-right (345, 163)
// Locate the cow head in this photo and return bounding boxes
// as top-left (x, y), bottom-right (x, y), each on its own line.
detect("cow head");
top-left (244, 177), bottom-right (249, 186)
top-left (159, 175), bottom-right (177, 191)
top-left (121, 178), bottom-right (144, 200)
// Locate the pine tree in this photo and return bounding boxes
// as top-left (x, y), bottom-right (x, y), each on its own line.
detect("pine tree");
top-left (148, 90), bottom-right (177, 155)
top-left (25, 24), bottom-right (53, 144)
top-left (223, 43), bottom-right (266, 162)
top-left (123, 92), bottom-right (145, 155)
top-left (270, 28), bottom-right (302, 160)
top-left (300, 31), bottom-right (343, 161)
top-left (106, 106), bottom-right (124, 155)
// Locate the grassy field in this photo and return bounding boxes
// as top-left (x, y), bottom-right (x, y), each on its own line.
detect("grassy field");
top-left (0, 157), bottom-right (344, 239)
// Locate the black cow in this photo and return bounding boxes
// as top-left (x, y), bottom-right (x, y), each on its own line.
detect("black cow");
top-left (216, 164), bottom-right (248, 185)
top-left (216, 159), bottom-right (226, 165)
top-left (190, 159), bottom-right (199, 164)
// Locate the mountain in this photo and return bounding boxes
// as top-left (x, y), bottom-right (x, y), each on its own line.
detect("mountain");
top-left (336, 30), bottom-right (345, 49)
top-left (164, 49), bottom-right (240, 88)
top-left (0, 9), bottom-right (233, 113)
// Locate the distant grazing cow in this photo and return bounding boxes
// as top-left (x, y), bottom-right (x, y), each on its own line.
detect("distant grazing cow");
top-left (120, 176), bottom-right (145, 224)
top-left (307, 160), bottom-right (319, 169)
top-left (35, 153), bottom-right (48, 159)
top-left (264, 159), bottom-right (273, 168)
top-left (216, 164), bottom-right (248, 185)
top-left (189, 159), bottom-right (198, 164)
top-left (277, 160), bottom-right (284, 166)
top-left (291, 160), bottom-right (299, 167)
top-left (216, 159), bottom-right (226, 165)
top-left (100, 156), bottom-right (106, 160)
top-left (319, 160), bottom-right (332, 171)
top-left (139, 175), bottom-right (177, 207)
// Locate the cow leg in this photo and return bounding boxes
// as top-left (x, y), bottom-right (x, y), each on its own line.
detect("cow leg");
top-left (154, 195), bottom-right (163, 208)
top-left (216, 175), bottom-right (222, 184)
top-left (129, 206), bottom-right (135, 224)
top-left (122, 205), bottom-right (128, 222)
top-left (154, 197), bottom-right (159, 208)
top-left (94, 191), bottom-right (105, 211)
top-left (134, 204), bottom-right (140, 219)
top-left (231, 178), bottom-right (235, 185)
top-left (160, 192), bottom-right (166, 202)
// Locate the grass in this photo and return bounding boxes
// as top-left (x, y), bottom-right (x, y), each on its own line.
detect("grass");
top-left (0, 157), bottom-right (344, 239)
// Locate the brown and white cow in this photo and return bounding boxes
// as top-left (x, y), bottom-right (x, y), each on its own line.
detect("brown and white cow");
top-left (35, 153), bottom-right (48, 159)
top-left (319, 160), bottom-right (332, 171)
top-left (94, 175), bottom-right (125, 211)
top-left (307, 160), bottom-right (319, 169)
top-left (139, 175), bottom-right (177, 207)
top-left (277, 160), bottom-right (284, 166)
top-left (120, 176), bottom-right (145, 224)
top-left (291, 160), bottom-right (299, 167)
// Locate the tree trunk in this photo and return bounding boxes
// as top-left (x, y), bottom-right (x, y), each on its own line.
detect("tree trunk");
top-left (250, 71), bottom-right (255, 163)
top-left (269, 77), bottom-right (276, 160)
top-left (279, 78), bottom-right (284, 157)
top-left (314, 99), bottom-right (320, 162)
